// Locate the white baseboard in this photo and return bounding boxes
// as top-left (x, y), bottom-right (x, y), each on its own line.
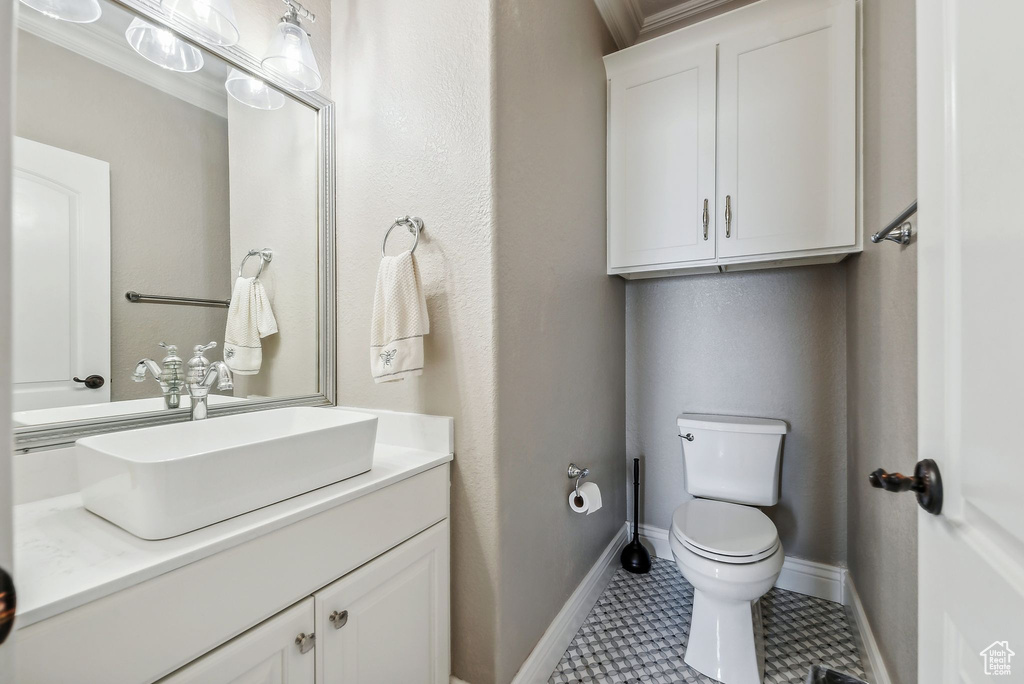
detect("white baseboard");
top-left (510, 525), bottom-right (629, 684)
top-left (450, 678), bottom-right (472, 684)
top-left (844, 574), bottom-right (892, 684)
top-left (634, 522), bottom-right (846, 604)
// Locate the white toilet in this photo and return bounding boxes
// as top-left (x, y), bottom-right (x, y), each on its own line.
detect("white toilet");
top-left (671, 413), bottom-right (788, 684)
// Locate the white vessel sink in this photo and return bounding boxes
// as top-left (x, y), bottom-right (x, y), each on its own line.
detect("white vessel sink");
top-left (76, 407), bottom-right (378, 539)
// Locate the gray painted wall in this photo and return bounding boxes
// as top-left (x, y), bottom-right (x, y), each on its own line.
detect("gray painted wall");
top-left (626, 266), bottom-right (848, 565)
top-left (845, 0), bottom-right (918, 681)
top-left (15, 32), bottom-right (231, 401)
top-left (492, 2), bottom-right (623, 681)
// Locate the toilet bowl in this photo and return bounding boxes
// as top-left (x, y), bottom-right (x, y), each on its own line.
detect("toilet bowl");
top-left (670, 498), bottom-right (783, 684)
top-left (671, 413), bottom-right (788, 684)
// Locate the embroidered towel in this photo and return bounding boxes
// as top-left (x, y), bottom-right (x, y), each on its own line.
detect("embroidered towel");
top-left (224, 276), bottom-right (278, 375)
top-left (370, 250), bottom-right (429, 382)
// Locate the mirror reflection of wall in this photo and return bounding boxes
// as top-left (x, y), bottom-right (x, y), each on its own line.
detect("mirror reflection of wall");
top-left (11, 0), bottom-right (321, 426)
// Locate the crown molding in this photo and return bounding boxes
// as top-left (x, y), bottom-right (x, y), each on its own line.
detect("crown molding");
top-left (640, 0), bottom-right (740, 33)
top-left (593, 0), bottom-right (642, 49)
top-left (596, 0), bottom-right (743, 48)
top-left (17, 9), bottom-right (227, 118)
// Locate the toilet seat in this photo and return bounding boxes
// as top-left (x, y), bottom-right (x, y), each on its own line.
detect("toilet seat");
top-left (671, 499), bottom-right (779, 565)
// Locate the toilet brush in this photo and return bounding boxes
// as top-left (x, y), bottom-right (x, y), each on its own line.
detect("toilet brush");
top-left (621, 458), bottom-right (652, 574)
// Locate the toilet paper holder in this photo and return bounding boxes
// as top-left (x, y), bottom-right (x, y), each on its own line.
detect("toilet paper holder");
top-left (568, 463), bottom-right (590, 501)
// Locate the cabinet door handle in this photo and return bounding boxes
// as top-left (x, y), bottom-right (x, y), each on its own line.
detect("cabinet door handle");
top-left (725, 195), bottom-right (732, 238)
top-left (702, 199), bottom-right (709, 241)
top-left (295, 632), bottom-right (316, 654)
top-left (329, 609), bottom-right (349, 629)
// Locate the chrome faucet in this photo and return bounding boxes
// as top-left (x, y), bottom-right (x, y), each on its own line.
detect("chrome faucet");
top-left (132, 343), bottom-right (186, 409)
top-left (186, 341), bottom-right (234, 420)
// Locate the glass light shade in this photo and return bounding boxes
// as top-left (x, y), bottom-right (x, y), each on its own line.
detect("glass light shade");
top-left (125, 18), bottom-right (204, 73)
top-left (260, 21), bottom-right (321, 92)
top-left (18, 0), bottom-right (101, 23)
top-left (162, 0), bottom-right (239, 47)
top-left (225, 68), bottom-right (285, 111)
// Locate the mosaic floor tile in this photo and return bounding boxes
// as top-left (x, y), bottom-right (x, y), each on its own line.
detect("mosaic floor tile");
top-left (549, 558), bottom-right (867, 684)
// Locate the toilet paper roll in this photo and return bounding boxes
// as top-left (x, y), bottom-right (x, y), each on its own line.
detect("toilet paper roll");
top-left (569, 482), bottom-right (603, 515)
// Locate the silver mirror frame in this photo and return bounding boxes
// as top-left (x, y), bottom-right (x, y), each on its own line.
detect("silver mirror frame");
top-left (14, 0), bottom-right (336, 452)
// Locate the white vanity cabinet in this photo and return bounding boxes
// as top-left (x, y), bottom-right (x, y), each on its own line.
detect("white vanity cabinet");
top-left (315, 521), bottom-right (449, 684)
top-left (160, 599), bottom-right (316, 684)
top-left (159, 522), bottom-right (450, 684)
top-left (605, 0), bottom-right (858, 278)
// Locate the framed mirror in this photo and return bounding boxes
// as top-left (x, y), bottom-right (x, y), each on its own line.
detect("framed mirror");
top-left (12, 0), bottom-right (335, 451)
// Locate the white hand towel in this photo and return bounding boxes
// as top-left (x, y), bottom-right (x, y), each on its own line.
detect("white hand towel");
top-left (370, 250), bottom-right (429, 383)
top-left (224, 276), bottom-right (278, 375)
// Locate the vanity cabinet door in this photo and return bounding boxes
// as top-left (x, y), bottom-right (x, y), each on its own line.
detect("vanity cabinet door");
top-left (716, 0), bottom-right (856, 259)
top-left (607, 44), bottom-right (718, 272)
top-left (315, 521), bottom-right (450, 684)
top-left (160, 599), bottom-right (315, 684)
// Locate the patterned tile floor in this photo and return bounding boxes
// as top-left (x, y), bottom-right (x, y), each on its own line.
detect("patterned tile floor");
top-left (549, 558), bottom-right (867, 684)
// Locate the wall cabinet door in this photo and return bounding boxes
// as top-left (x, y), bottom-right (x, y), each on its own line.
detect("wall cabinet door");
top-left (608, 44), bottom-right (717, 270)
top-left (716, 1), bottom-right (856, 258)
top-left (160, 599), bottom-right (315, 684)
top-left (315, 521), bottom-right (449, 684)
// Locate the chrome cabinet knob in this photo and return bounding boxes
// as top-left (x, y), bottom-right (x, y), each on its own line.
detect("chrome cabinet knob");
top-left (329, 610), bottom-right (348, 629)
top-left (295, 632), bottom-right (315, 654)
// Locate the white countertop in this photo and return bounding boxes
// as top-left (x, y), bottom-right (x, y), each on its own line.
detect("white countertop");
top-left (15, 444), bottom-right (452, 628)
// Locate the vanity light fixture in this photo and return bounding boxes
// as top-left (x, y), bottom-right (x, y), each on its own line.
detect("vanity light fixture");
top-left (125, 17), bottom-right (204, 73)
top-left (17, 0), bottom-right (101, 23)
top-left (225, 68), bottom-right (286, 110)
top-left (260, 0), bottom-right (321, 92)
top-left (162, 0), bottom-right (240, 47)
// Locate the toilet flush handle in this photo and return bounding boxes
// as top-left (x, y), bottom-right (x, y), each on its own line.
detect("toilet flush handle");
top-left (681, 433), bottom-right (695, 442)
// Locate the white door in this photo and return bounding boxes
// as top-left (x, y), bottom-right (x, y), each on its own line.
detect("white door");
top-left (315, 522), bottom-right (449, 684)
top-left (917, 0), bottom-right (1024, 681)
top-left (12, 137), bottom-right (110, 411)
top-left (160, 599), bottom-right (315, 684)
top-left (716, 0), bottom-right (855, 259)
top-left (607, 44), bottom-right (717, 270)
top-left (0, 5), bottom-right (16, 677)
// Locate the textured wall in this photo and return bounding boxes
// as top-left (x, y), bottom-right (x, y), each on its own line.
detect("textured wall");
top-left (491, 2), bottom-right (623, 681)
top-left (15, 32), bottom-right (230, 401)
top-left (845, 0), bottom-right (918, 681)
top-left (331, 2), bottom-right (500, 681)
top-left (626, 266), bottom-right (848, 565)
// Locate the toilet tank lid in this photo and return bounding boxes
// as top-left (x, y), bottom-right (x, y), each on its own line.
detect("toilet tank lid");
top-left (677, 413), bottom-right (788, 435)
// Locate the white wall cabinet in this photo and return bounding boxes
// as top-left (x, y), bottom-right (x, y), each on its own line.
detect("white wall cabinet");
top-left (605, 0), bottom-right (858, 278)
top-left (158, 521), bottom-right (450, 684)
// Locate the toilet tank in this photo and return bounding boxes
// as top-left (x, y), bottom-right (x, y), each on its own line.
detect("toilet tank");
top-left (677, 413), bottom-right (788, 506)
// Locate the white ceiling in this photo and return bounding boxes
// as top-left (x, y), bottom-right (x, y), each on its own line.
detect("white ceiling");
top-left (594, 0), bottom-right (750, 49)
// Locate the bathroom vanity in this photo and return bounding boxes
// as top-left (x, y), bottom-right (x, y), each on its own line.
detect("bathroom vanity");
top-left (13, 407), bottom-right (453, 683)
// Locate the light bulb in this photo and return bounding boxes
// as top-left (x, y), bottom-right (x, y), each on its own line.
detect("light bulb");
top-left (225, 68), bottom-right (286, 110)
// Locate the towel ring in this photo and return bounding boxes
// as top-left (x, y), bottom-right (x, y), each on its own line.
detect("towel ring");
top-left (238, 249), bottom-right (273, 279)
top-left (381, 216), bottom-right (424, 257)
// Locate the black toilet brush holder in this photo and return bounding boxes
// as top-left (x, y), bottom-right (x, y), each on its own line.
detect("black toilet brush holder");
top-left (621, 457), bottom-right (652, 574)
